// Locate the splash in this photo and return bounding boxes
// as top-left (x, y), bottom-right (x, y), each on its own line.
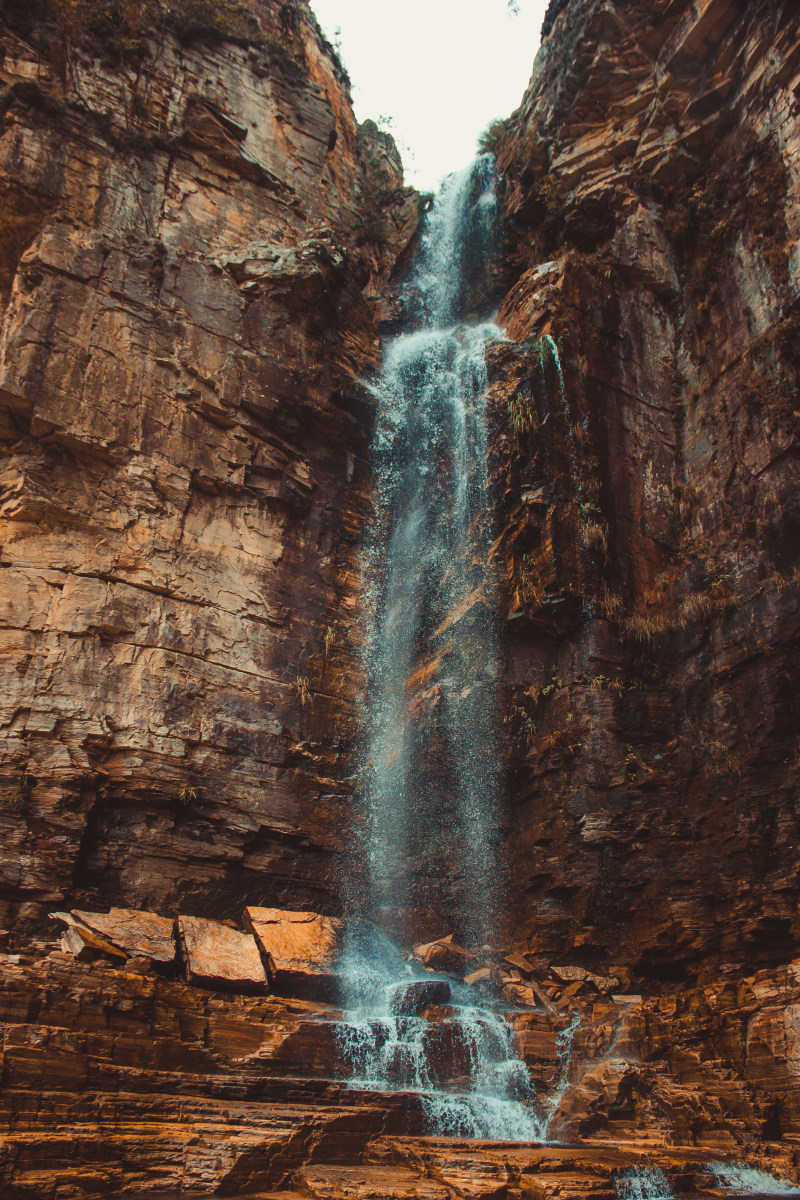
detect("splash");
top-left (709, 1163), bottom-right (800, 1194)
top-left (615, 1168), bottom-right (674, 1200)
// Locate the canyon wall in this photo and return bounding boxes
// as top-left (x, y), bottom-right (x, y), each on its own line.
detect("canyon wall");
top-left (2, 0), bottom-right (800, 986)
top-left (491, 0), bottom-right (800, 985)
top-left (0, 0), bottom-right (416, 933)
top-left (2, 2), bottom-right (800, 1196)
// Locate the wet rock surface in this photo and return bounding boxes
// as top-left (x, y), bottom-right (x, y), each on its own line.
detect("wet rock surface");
top-left (2, 946), bottom-right (800, 1196)
top-left (388, 980), bottom-right (452, 1016)
top-left (1, 0), bottom-right (800, 1194)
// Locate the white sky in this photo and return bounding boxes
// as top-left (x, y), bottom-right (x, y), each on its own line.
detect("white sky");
top-left (309, 0), bottom-right (549, 192)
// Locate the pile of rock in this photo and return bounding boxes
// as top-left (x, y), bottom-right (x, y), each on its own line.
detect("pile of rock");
top-left (411, 935), bottom-right (634, 1011)
top-left (49, 905), bottom-right (343, 998)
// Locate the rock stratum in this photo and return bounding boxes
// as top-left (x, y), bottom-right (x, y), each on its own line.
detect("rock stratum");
top-left (2, 0), bottom-right (800, 1195)
top-left (490, 0), bottom-right (800, 983)
top-left (0, 0), bottom-right (416, 931)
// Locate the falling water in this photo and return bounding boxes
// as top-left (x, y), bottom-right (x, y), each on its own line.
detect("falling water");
top-left (615, 1168), bottom-right (674, 1200)
top-left (708, 1163), bottom-right (800, 1195)
top-left (336, 156), bottom-right (549, 1139)
top-left (354, 153), bottom-right (502, 947)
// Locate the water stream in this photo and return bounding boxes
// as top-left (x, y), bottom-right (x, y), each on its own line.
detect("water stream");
top-left (708, 1163), bottom-right (800, 1195)
top-left (335, 156), bottom-right (564, 1140)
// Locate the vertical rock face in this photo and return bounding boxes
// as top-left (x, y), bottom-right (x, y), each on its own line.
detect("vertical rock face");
top-left (0, 0), bottom-right (416, 932)
top-left (491, 0), bottom-right (800, 982)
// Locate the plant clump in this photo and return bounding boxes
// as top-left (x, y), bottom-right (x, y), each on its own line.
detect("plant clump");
top-left (477, 117), bottom-right (509, 158)
top-left (8, 773), bottom-right (34, 811)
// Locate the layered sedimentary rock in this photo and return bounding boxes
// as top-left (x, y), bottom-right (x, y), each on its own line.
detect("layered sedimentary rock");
top-left (3, 943), bottom-right (800, 1196)
top-left (0, 0), bottom-right (416, 934)
top-left (2, 0), bottom-right (800, 1195)
top-left (489, 0), bottom-right (800, 983)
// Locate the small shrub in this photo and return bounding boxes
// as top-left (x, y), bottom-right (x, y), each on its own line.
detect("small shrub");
top-left (508, 387), bottom-right (539, 435)
top-left (477, 118), bottom-right (508, 157)
top-left (178, 785), bottom-right (198, 806)
top-left (47, 0), bottom-right (263, 60)
top-left (294, 675), bottom-right (312, 708)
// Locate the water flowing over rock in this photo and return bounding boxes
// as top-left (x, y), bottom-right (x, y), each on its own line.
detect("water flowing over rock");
top-left (351, 156), bottom-right (503, 948)
top-left (331, 157), bottom-right (549, 1140)
top-left (2, 0), bottom-right (800, 1194)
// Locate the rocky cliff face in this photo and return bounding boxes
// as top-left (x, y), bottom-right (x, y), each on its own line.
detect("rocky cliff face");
top-left (0, 0), bottom-right (416, 933)
top-left (490, 0), bottom-right (800, 985)
top-left (3, 1), bottom-right (800, 1195)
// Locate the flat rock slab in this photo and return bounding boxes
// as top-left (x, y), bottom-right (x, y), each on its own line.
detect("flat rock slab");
top-left (245, 907), bottom-right (342, 999)
top-left (60, 923), bottom-right (128, 962)
top-left (177, 916), bottom-right (266, 991)
top-left (73, 908), bottom-right (176, 963)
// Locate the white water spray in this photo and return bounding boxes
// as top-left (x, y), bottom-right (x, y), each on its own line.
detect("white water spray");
top-left (336, 156), bottom-right (549, 1140)
top-left (615, 1168), bottom-right (674, 1200)
top-left (709, 1163), bottom-right (800, 1194)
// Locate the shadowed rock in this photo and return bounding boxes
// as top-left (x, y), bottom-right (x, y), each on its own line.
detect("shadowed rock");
top-left (388, 980), bottom-right (451, 1016)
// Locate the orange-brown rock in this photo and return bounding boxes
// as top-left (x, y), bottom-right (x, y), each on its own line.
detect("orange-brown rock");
top-left (178, 913), bottom-right (267, 990)
top-left (59, 920), bottom-right (128, 962)
top-left (0, 0), bottom-right (417, 937)
top-left (1, 0), bottom-right (800, 1194)
top-left (412, 935), bottom-right (477, 977)
top-left (246, 905), bottom-right (343, 998)
top-left (70, 907), bottom-right (176, 961)
top-left (1, 943), bottom-right (800, 1195)
top-left (486, 0), bottom-right (800, 983)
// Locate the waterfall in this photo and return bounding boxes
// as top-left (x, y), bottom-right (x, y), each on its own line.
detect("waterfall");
top-left (354, 153), bottom-right (502, 947)
top-left (615, 1168), bottom-right (674, 1200)
top-left (708, 1164), bottom-right (800, 1195)
top-left (334, 155), bottom-right (555, 1141)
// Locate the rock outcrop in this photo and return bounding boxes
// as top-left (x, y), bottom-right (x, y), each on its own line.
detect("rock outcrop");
top-left (3, 942), bottom-right (800, 1196)
top-left (0, 0), bottom-right (416, 934)
top-left (489, 0), bottom-right (800, 983)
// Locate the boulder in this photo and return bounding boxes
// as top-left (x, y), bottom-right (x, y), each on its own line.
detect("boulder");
top-left (388, 979), bottom-right (451, 1016)
top-left (464, 966), bottom-right (493, 986)
top-left (72, 908), bottom-right (176, 963)
top-left (412, 934), bottom-right (476, 976)
top-left (502, 982), bottom-right (539, 1008)
top-left (550, 965), bottom-right (619, 992)
top-left (177, 916), bottom-right (266, 992)
top-left (503, 951), bottom-right (536, 975)
top-left (245, 907), bottom-right (342, 999)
